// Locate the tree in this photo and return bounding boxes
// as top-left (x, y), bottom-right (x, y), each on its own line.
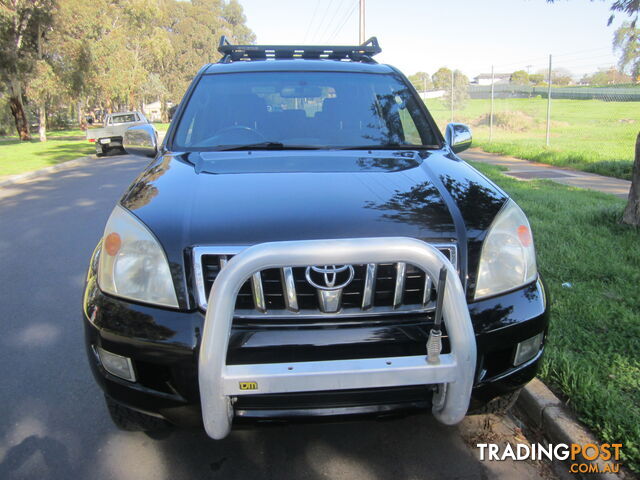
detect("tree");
top-left (528, 73), bottom-right (545, 85)
top-left (510, 70), bottom-right (530, 85)
top-left (623, 132), bottom-right (640, 226)
top-left (0, 0), bottom-right (54, 140)
top-left (613, 22), bottom-right (640, 79)
top-left (581, 66), bottom-right (632, 85)
top-left (433, 67), bottom-right (469, 110)
top-left (408, 72), bottom-right (432, 92)
top-left (26, 60), bottom-right (57, 141)
top-left (536, 67), bottom-right (574, 85)
top-left (1, 0), bottom-right (255, 139)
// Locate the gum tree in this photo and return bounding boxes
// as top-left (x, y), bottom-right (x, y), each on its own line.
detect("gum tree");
top-left (0, 0), bottom-right (54, 140)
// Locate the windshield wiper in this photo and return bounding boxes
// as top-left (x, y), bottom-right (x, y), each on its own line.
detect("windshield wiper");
top-left (335, 144), bottom-right (440, 150)
top-left (214, 142), bottom-right (321, 151)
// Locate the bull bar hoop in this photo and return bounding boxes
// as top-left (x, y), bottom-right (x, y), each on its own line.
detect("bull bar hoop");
top-left (198, 237), bottom-right (476, 439)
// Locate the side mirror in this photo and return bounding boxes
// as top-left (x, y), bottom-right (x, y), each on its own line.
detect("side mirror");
top-left (124, 124), bottom-right (158, 158)
top-left (445, 123), bottom-right (472, 154)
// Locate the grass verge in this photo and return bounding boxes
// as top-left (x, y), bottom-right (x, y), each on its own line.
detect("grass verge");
top-left (470, 161), bottom-right (640, 472)
top-left (0, 124), bottom-right (169, 177)
top-left (0, 138), bottom-right (95, 177)
top-left (427, 98), bottom-right (640, 180)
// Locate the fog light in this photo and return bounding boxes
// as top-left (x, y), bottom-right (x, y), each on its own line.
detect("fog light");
top-left (513, 332), bottom-right (544, 366)
top-left (98, 347), bottom-right (136, 382)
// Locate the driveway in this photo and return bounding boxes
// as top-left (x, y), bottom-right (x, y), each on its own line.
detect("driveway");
top-left (0, 153), bottom-right (556, 479)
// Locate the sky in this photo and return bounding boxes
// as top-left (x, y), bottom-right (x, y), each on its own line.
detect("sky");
top-left (237, 0), bottom-right (628, 79)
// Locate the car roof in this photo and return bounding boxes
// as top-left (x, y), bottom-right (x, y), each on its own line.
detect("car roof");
top-left (202, 59), bottom-right (396, 75)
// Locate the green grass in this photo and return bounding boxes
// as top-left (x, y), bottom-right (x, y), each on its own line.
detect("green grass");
top-left (0, 137), bottom-right (94, 177)
top-left (471, 161), bottom-right (640, 472)
top-left (427, 98), bottom-right (640, 180)
top-left (152, 122), bottom-right (170, 131)
top-left (0, 123), bottom-right (170, 177)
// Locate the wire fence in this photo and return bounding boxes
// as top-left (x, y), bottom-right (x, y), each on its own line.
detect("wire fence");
top-left (419, 57), bottom-right (640, 180)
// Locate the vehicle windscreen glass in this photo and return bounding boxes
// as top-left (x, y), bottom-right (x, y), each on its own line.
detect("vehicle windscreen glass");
top-left (172, 72), bottom-right (439, 150)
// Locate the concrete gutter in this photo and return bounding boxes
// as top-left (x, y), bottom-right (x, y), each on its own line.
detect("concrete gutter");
top-left (518, 379), bottom-right (626, 479)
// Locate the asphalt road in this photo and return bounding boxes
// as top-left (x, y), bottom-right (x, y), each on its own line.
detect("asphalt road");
top-left (0, 153), bottom-right (554, 480)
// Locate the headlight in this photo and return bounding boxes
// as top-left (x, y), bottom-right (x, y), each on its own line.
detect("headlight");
top-left (474, 199), bottom-right (537, 300)
top-left (97, 205), bottom-right (178, 308)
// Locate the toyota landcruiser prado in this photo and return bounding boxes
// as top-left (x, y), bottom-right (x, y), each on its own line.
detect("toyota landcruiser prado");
top-left (82, 37), bottom-right (549, 436)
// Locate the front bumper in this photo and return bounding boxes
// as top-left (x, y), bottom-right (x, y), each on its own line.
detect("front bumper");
top-left (83, 264), bottom-right (549, 428)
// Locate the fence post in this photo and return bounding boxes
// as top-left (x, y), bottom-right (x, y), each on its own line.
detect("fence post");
top-left (450, 69), bottom-right (454, 123)
top-left (489, 65), bottom-right (494, 143)
top-left (545, 54), bottom-right (552, 146)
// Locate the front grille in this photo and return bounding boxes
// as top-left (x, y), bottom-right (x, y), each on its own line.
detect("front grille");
top-left (192, 244), bottom-right (457, 319)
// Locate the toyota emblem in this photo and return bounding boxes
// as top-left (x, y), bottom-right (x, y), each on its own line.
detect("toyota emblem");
top-left (305, 264), bottom-right (355, 291)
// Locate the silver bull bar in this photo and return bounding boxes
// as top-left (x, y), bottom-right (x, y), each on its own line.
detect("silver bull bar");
top-left (199, 237), bottom-right (476, 440)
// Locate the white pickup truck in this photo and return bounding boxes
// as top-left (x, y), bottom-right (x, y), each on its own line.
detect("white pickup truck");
top-left (87, 111), bottom-right (156, 156)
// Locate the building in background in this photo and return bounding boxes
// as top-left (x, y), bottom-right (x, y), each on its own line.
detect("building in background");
top-left (472, 73), bottom-right (511, 86)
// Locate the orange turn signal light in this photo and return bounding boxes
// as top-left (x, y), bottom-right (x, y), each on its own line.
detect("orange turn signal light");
top-left (104, 232), bottom-right (122, 256)
top-left (517, 225), bottom-right (532, 247)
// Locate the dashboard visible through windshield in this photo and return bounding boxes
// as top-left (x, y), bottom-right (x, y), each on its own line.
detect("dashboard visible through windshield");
top-left (172, 71), bottom-right (439, 150)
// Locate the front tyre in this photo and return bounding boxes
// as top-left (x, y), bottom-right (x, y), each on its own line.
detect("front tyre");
top-left (104, 395), bottom-right (169, 432)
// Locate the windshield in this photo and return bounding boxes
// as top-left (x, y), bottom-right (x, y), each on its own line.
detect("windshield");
top-left (172, 71), bottom-right (439, 150)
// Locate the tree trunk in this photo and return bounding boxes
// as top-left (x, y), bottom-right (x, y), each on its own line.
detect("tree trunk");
top-left (622, 131), bottom-right (640, 227)
top-left (77, 99), bottom-right (87, 131)
top-left (161, 97), bottom-right (168, 123)
top-left (9, 95), bottom-right (31, 141)
top-left (38, 103), bottom-right (47, 142)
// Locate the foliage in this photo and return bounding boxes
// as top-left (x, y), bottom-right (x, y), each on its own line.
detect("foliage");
top-left (0, 0), bottom-right (254, 142)
top-left (607, 0), bottom-right (640, 25)
top-left (536, 66), bottom-right (574, 86)
top-left (547, 0), bottom-right (639, 80)
top-left (510, 70), bottom-right (529, 85)
top-left (528, 73), bottom-right (545, 85)
top-left (472, 161), bottom-right (640, 473)
top-left (613, 22), bottom-right (640, 78)
top-left (25, 59), bottom-right (59, 106)
top-left (432, 67), bottom-right (469, 109)
top-left (581, 66), bottom-right (633, 84)
top-left (0, 0), bottom-right (55, 139)
top-left (407, 72), bottom-right (432, 92)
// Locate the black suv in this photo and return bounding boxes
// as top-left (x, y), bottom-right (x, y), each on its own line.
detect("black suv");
top-left (83, 37), bottom-right (548, 436)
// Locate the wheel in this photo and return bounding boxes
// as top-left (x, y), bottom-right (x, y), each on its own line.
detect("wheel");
top-left (470, 389), bottom-right (521, 416)
top-left (104, 395), bottom-right (168, 432)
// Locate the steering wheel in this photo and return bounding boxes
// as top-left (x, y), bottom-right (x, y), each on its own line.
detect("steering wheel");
top-left (195, 126), bottom-right (266, 147)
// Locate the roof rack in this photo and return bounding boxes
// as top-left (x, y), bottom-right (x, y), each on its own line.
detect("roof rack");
top-left (217, 36), bottom-right (382, 64)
